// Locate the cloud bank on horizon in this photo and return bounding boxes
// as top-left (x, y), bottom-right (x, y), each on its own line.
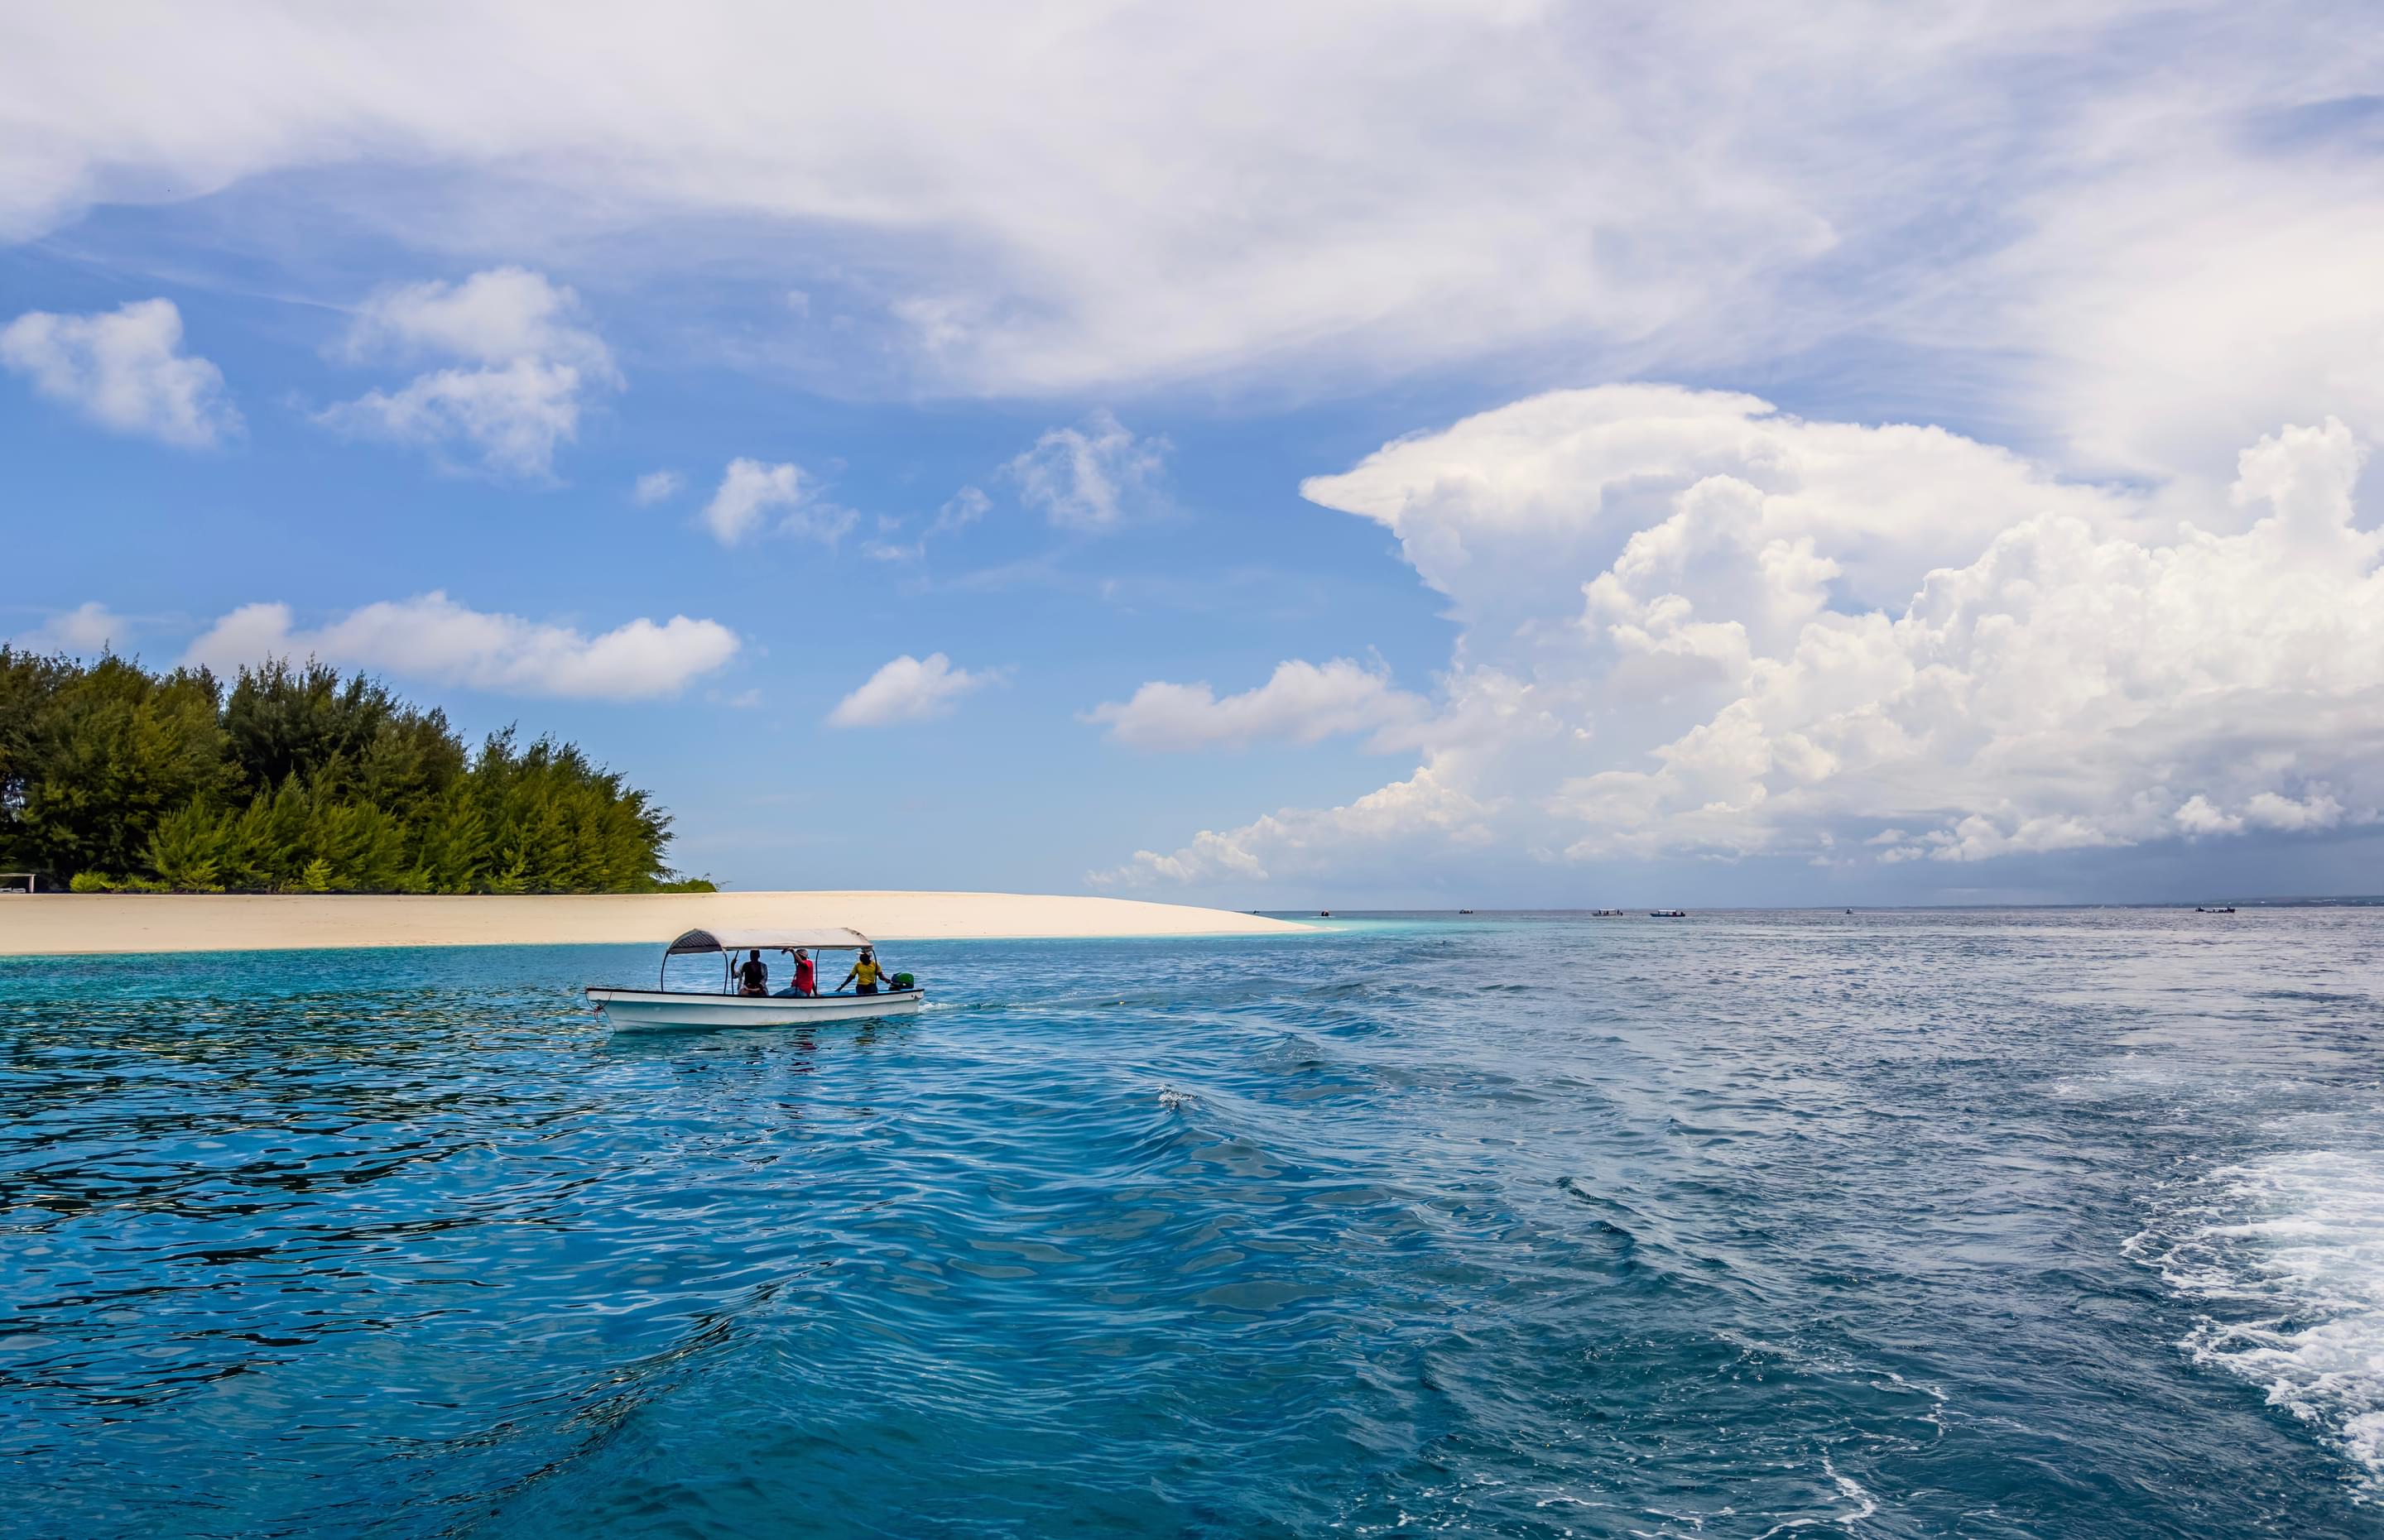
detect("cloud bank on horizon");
top-left (2, 0), bottom-right (2380, 899)
top-left (1093, 390), bottom-right (2383, 890)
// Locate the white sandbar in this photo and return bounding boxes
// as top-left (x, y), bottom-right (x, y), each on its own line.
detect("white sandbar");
top-left (0, 890), bottom-right (1311, 957)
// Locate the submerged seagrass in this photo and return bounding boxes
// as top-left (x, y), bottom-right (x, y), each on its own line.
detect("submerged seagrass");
top-left (4, 909), bottom-right (2382, 1537)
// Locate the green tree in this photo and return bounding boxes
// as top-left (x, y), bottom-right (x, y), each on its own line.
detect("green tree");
top-left (0, 652), bottom-right (680, 892)
top-left (16, 656), bottom-right (229, 881)
top-left (411, 784), bottom-right (492, 894)
top-left (144, 802), bottom-right (233, 890)
top-left (221, 660), bottom-right (396, 796)
top-left (0, 647), bottom-right (76, 870)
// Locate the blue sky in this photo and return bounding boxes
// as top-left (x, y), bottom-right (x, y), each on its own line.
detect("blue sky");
top-left (4, 2), bottom-right (2382, 906)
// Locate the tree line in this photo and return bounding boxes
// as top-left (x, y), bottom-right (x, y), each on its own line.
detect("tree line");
top-left (0, 650), bottom-right (709, 894)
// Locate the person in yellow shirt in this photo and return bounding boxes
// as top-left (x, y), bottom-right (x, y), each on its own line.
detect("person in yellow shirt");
top-left (839, 947), bottom-right (891, 995)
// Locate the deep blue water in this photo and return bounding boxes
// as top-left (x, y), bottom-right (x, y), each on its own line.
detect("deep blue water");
top-left (5, 909), bottom-right (2384, 1538)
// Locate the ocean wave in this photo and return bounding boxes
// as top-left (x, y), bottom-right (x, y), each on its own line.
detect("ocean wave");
top-left (13, 910), bottom-right (2384, 1534)
top-left (2132, 1149), bottom-right (2384, 1493)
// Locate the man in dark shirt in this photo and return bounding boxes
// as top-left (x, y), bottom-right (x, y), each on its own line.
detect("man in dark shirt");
top-left (736, 949), bottom-right (768, 995)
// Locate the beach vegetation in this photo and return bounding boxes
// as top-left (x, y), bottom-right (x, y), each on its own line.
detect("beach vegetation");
top-left (0, 650), bottom-right (703, 893)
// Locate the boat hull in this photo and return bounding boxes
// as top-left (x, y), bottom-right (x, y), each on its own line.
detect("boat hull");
top-left (586, 986), bottom-right (925, 1030)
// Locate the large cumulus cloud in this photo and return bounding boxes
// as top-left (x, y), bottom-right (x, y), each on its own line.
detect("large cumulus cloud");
top-left (1096, 390), bottom-right (2383, 890)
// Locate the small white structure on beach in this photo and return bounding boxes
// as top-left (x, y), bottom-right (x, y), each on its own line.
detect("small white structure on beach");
top-left (586, 926), bottom-right (925, 1030)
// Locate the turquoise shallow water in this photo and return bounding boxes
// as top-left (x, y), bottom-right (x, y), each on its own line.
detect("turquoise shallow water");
top-left (5, 909), bottom-right (2384, 1538)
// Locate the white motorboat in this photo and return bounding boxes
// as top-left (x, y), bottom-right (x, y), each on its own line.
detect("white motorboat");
top-left (586, 926), bottom-right (925, 1030)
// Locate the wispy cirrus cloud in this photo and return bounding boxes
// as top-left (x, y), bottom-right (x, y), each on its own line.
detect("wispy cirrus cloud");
top-left (8, 0), bottom-right (2377, 446)
top-left (863, 485), bottom-right (991, 563)
top-left (1007, 411), bottom-right (1166, 530)
top-left (632, 468), bottom-right (685, 505)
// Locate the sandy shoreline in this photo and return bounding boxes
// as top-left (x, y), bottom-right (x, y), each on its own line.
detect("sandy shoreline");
top-left (0, 891), bottom-right (1312, 957)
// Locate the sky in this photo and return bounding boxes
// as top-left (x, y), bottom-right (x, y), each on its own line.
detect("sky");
top-left (3, 0), bottom-right (2382, 908)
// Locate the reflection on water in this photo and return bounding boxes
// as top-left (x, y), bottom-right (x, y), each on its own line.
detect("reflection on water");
top-left (3, 912), bottom-right (2383, 1537)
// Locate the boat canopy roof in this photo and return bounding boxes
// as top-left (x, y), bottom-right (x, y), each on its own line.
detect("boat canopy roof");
top-left (665, 926), bottom-right (872, 956)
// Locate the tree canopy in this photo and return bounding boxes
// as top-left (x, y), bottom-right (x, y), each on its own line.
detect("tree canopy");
top-left (0, 650), bottom-right (707, 894)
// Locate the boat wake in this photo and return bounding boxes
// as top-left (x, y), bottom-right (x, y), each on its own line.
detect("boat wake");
top-left (2130, 1149), bottom-right (2384, 1493)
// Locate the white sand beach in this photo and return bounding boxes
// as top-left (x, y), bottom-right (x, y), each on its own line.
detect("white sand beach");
top-left (0, 890), bottom-right (1311, 957)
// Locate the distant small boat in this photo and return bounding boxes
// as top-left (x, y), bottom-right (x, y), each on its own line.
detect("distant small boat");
top-left (1458, 908), bottom-right (1475, 914)
top-left (1589, 908), bottom-right (1626, 917)
top-left (1319, 910), bottom-right (1331, 918)
top-left (586, 926), bottom-right (924, 1030)
top-left (2196, 906), bottom-right (2237, 914)
top-left (1649, 909), bottom-right (1688, 919)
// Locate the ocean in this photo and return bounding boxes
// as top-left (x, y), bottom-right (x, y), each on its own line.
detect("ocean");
top-left (3, 909), bottom-right (2382, 1538)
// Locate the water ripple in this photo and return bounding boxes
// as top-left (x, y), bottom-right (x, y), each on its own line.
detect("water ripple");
top-left (2, 913), bottom-right (2382, 1536)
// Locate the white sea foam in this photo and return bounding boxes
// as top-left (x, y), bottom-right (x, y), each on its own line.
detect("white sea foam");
top-left (1749, 1457), bottom-right (1877, 1537)
top-left (2132, 1149), bottom-right (2384, 1490)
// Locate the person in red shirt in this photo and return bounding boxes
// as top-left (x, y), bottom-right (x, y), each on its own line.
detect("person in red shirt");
top-left (776, 948), bottom-right (817, 997)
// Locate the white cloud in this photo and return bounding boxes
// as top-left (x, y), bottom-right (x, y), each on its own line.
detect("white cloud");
top-left (700, 457), bottom-right (853, 546)
top-left (318, 268), bottom-right (617, 477)
top-left (633, 469), bottom-right (685, 504)
top-left (2173, 796), bottom-right (2242, 837)
top-left (12, 601), bottom-right (132, 655)
top-left (1089, 658), bottom-right (1427, 751)
top-left (183, 592), bottom-right (739, 699)
top-left (1007, 410), bottom-right (1167, 530)
top-left (7, 1), bottom-right (2374, 432)
top-left (1102, 391), bottom-right (2384, 890)
top-left (318, 359), bottom-right (589, 480)
top-left (704, 459), bottom-right (800, 543)
top-left (933, 484), bottom-right (989, 536)
top-left (0, 298), bottom-right (238, 446)
top-left (1954, 116), bottom-right (2384, 484)
top-left (827, 652), bottom-right (997, 727)
top-left (2244, 791), bottom-right (2346, 832)
top-left (1094, 766), bottom-right (1498, 888)
top-left (1302, 384), bottom-right (2140, 634)
top-left (344, 266), bottom-right (613, 374)
top-left (858, 484), bottom-right (990, 563)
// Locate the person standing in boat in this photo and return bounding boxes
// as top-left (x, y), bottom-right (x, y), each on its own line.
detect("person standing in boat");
top-left (736, 948), bottom-right (769, 995)
top-left (839, 947), bottom-right (889, 995)
top-left (775, 948), bottom-right (817, 998)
